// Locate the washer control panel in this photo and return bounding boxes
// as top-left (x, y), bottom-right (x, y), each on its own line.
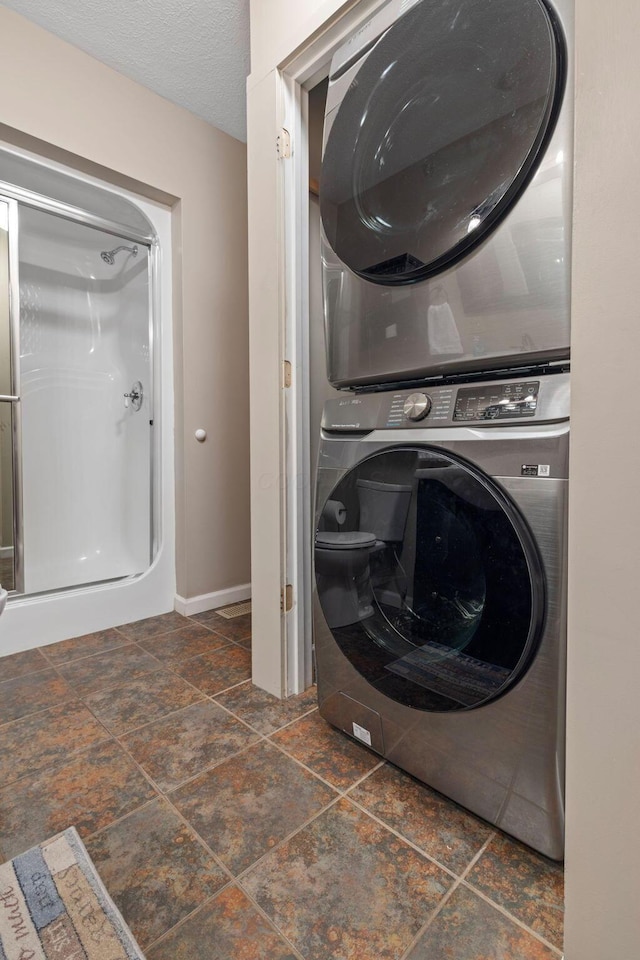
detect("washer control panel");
top-left (403, 392), bottom-right (432, 421)
top-left (454, 380), bottom-right (540, 422)
top-left (386, 385), bottom-right (455, 426)
top-left (322, 373), bottom-right (569, 432)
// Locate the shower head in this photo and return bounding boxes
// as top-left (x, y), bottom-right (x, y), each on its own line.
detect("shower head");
top-left (100, 244), bottom-right (138, 265)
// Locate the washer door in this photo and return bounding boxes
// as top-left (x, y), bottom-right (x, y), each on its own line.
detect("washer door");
top-left (321, 0), bottom-right (564, 284)
top-left (315, 447), bottom-right (545, 712)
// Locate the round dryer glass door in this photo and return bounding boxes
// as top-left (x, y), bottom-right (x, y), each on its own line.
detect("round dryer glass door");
top-left (320, 0), bottom-right (564, 284)
top-left (314, 447), bottom-right (545, 712)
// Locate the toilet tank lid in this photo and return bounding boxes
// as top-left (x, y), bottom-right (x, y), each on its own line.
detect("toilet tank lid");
top-left (316, 531), bottom-right (377, 549)
top-left (356, 479), bottom-right (412, 493)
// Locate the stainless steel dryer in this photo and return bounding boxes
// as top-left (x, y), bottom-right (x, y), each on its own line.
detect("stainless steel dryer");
top-left (320, 0), bottom-right (573, 389)
top-left (314, 371), bottom-right (569, 858)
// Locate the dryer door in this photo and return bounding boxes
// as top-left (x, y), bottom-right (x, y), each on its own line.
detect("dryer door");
top-left (314, 446), bottom-right (545, 712)
top-left (321, 0), bottom-right (564, 284)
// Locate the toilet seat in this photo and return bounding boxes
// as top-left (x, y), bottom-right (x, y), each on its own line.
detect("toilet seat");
top-left (316, 531), bottom-right (376, 549)
top-left (315, 530), bottom-right (377, 628)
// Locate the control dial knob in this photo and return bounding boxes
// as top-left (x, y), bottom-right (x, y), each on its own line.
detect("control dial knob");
top-left (403, 392), bottom-right (432, 421)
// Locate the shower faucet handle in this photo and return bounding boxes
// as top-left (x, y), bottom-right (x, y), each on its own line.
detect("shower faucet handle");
top-left (123, 381), bottom-right (143, 411)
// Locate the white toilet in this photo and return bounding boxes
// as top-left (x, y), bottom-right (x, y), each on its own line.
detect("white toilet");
top-left (315, 479), bottom-right (412, 629)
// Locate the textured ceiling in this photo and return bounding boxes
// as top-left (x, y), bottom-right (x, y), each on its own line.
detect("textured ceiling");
top-left (1, 0), bottom-right (251, 142)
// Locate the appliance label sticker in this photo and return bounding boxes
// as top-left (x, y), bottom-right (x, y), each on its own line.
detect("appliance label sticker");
top-left (352, 722), bottom-right (372, 746)
top-left (521, 464), bottom-right (551, 477)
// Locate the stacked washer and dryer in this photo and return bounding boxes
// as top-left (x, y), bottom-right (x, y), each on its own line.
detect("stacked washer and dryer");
top-left (313, 0), bottom-right (572, 860)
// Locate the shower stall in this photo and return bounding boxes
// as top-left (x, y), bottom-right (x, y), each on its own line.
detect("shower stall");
top-left (0, 146), bottom-right (175, 654)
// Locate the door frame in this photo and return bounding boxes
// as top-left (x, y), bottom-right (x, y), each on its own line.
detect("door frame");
top-left (250, 0), bottom-right (390, 698)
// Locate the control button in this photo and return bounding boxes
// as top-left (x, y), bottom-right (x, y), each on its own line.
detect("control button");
top-left (403, 392), bottom-right (432, 421)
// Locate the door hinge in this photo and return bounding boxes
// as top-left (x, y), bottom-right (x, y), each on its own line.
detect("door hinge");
top-left (281, 584), bottom-right (294, 613)
top-left (283, 360), bottom-right (292, 388)
top-left (276, 128), bottom-right (292, 159)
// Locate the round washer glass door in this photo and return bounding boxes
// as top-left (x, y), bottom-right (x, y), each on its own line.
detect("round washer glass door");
top-left (314, 447), bottom-right (545, 712)
top-left (320, 0), bottom-right (564, 284)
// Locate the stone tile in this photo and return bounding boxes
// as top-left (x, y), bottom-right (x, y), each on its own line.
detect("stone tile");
top-left (86, 798), bottom-right (228, 949)
top-left (83, 670), bottom-right (205, 736)
top-left (0, 699), bottom-right (110, 786)
top-left (174, 645), bottom-right (251, 696)
top-left (0, 740), bottom-right (156, 860)
top-left (122, 700), bottom-right (259, 791)
top-left (172, 740), bottom-right (336, 875)
top-left (0, 647), bottom-right (50, 680)
top-left (191, 610), bottom-right (252, 642)
top-left (234, 634), bottom-right (251, 650)
top-left (147, 885), bottom-right (298, 960)
top-left (57, 643), bottom-right (163, 696)
top-left (116, 611), bottom-right (192, 642)
top-left (137, 623), bottom-right (229, 664)
top-left (215, 614), bottom-right (252, 642)
top-left (41, 629), bottom-right (127, 666)
top-left (215, 682), bottom-right (318, 735)
top-left (189, 608), bottom-right (222, 625)
top-left (271, 710), bottom-right (381, 790)
top-left (349, 764), bottom-right (493, 874)
top-left (242, 797), bottom-right (452, 960)
top-left (0, 669), bottom-right (74, 724)
top-left (407, 885), bottom-right (559, 960)
top-left (466, 833), bottom-right (564, 949)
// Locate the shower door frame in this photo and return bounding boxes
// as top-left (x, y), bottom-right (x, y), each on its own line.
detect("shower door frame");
top-left (0, 195), bottom-right (23, 593)
top-left (0, 180), bottom-right (158, 598)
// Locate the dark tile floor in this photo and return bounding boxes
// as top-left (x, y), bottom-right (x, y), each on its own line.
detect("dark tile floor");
top-left (0, 609), bottom-right (564, 959)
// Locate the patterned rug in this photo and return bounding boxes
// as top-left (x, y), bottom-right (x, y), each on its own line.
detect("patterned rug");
top-left (0, 827), bottom-right (145, 959)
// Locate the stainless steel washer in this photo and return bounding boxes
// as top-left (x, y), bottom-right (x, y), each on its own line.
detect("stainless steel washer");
top-left (320, 0), bottom-right (573, 388)
top-left (314, 371), bottom-right (569, 859)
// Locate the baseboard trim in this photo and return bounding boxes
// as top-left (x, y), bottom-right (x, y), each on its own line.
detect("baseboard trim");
top-left (174, 583), bottom-right (251, 617)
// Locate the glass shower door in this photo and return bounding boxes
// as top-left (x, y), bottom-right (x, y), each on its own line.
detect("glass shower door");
top-left (18, 206), bottom-right (153, 594)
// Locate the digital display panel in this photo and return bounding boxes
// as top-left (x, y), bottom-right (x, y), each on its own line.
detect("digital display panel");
top-left (454, 381), bottom-right (540, 422)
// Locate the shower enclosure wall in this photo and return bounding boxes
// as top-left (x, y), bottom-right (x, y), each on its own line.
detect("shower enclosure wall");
top-left (0, 145), bottom-right (175, 655)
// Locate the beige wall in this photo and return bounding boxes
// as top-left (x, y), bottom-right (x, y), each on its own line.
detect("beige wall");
top-left (0, 6), bottom-right (251, 603)
top-left (565, 0), bottom-right (640, 955)
top-left (250, 0), bottom-right (640, 952)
